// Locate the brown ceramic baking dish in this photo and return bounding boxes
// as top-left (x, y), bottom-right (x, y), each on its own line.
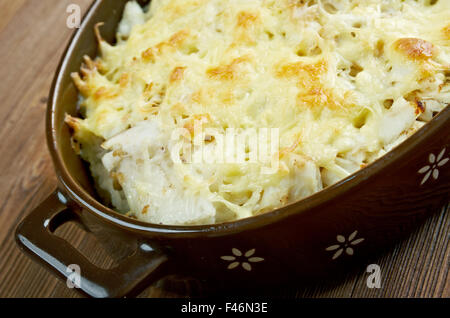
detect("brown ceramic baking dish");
top-left (15, 0), bottom-right (450, 298)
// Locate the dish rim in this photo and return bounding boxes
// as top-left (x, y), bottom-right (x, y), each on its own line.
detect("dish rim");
top-left (46, 0), bottom-right (450, 237)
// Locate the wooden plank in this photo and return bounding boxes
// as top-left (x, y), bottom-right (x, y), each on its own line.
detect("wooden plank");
top-left (0, 0), bottom-right (92, 298)
top-left (348, 205), bottom-right (449, 298)
top-left (0, 0), bottom-right (27, 33)
top-left (0, 0), bottom-right (448, 298)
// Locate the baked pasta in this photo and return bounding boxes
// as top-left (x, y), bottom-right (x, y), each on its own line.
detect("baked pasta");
top-left (67, 0), bottom-right (449, 225)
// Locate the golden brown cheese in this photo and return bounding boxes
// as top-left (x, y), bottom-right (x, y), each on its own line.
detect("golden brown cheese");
top-left (394, 38), bottom-right (436, 61)
top-left (68, 0), bottom-right (449, 225)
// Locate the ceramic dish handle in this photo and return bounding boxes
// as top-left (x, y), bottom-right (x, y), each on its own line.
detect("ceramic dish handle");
top-left (15, 190), bottom-right (169, 298)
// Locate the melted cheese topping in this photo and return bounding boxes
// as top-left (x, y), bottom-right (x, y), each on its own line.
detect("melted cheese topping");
top-left (68, 0), bottom-right (449, 225)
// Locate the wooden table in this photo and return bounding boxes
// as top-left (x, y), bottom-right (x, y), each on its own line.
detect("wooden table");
top-left (0, 0), bottom-right (448, 298)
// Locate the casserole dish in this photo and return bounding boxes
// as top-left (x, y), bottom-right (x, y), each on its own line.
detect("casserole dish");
top-left (16, 0), bottom-right (450, 298)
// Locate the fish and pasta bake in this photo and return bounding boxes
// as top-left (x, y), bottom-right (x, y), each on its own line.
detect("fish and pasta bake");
top-left (66, 0), bottom-right (449, 225)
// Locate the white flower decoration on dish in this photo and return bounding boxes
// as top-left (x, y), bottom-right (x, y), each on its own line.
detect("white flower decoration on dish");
top-left (418, 148), bottom-right (449, 185)
top-left (221, 248), bottom-right (264, 271)
top-left (326, 230), bottom-right (365, 260)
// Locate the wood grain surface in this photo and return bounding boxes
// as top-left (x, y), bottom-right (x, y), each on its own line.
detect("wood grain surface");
top-left (0, 0), bottom-right (448, 298)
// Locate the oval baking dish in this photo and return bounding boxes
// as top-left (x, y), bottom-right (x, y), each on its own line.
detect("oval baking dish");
top-left (16, 0), bottom-right (450, 298)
